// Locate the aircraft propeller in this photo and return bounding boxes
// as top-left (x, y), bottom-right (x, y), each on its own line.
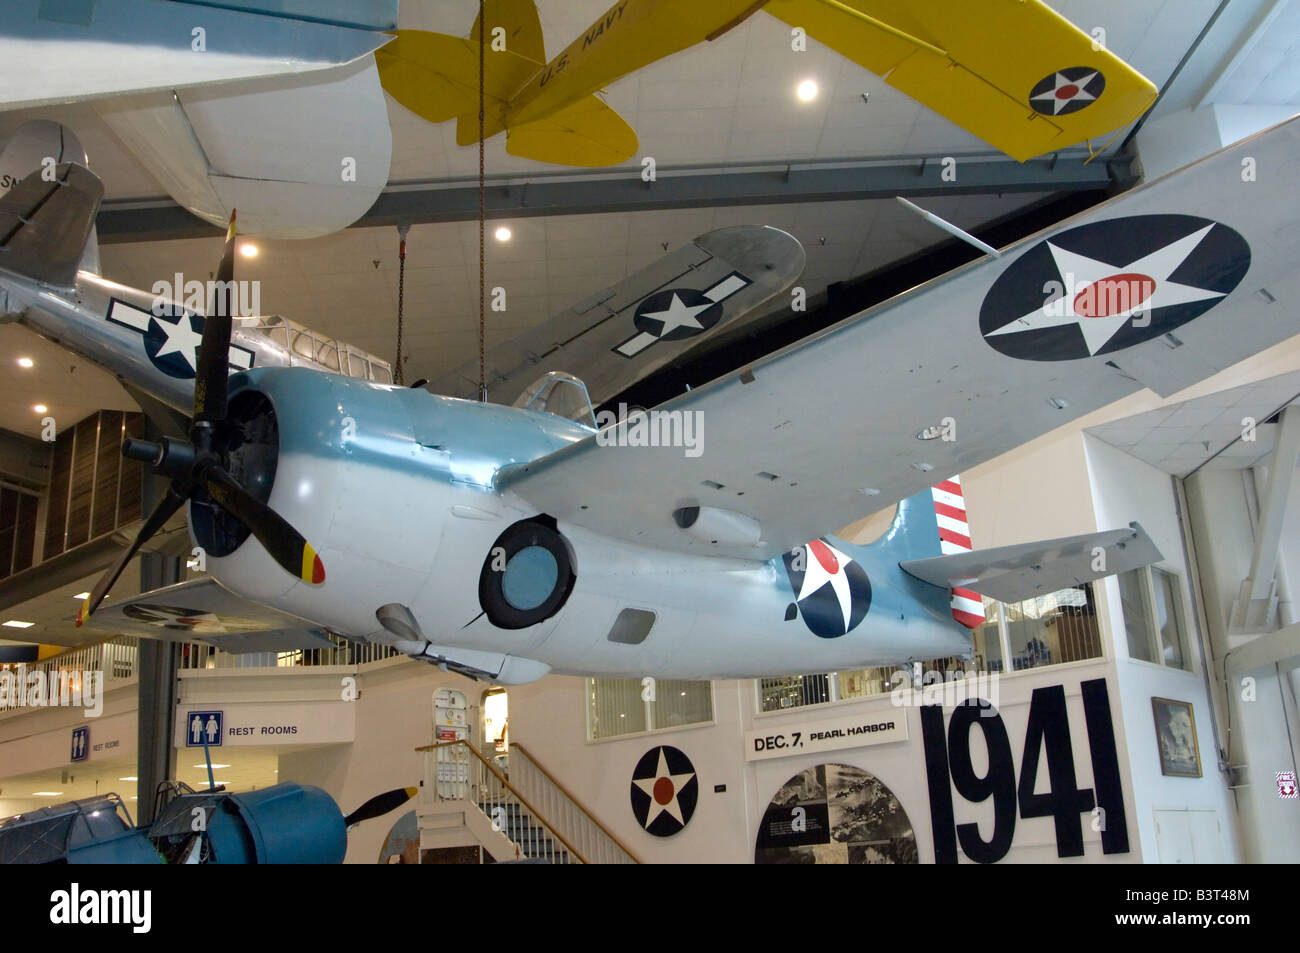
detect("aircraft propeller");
top-left (77, 212), bottom-right (324, 626)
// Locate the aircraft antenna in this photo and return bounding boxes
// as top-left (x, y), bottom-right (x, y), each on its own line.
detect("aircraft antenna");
top-left (477, 0), bottom-right (487, 402)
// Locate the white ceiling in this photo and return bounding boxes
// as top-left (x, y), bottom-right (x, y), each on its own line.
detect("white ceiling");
top-left (1087, 370), bottom-right (1300, 475)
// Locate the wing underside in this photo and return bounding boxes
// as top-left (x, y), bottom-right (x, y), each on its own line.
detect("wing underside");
top-left (500, 117), bottom-right (1300, 560)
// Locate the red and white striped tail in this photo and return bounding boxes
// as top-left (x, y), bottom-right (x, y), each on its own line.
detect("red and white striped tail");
top-left (930, 475), bottom-right (986, 629)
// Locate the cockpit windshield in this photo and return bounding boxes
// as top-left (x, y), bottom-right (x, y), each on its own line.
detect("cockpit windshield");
top-left (513, 371), bottom-right (597, 429)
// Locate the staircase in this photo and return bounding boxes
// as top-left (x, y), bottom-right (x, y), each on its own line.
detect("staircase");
top-left (415, 740), bottom-right (638, 864)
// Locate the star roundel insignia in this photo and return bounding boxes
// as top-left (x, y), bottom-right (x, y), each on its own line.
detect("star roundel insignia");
top-left (1030, 66), bottom-right (1105, 115)
top-left (144, 308), bottom-right (206, 379)
top-left (782, 539), bottom-right (872, 639)
top-left (980, 214), bottom-right (1251, 362)
top-left (634, 288), bottom-right (723, 341)
top-left (630, 745), bottom-right (698, 837)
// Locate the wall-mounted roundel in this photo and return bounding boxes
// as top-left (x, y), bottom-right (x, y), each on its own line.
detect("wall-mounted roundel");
top-left (1030, 67), bottom-right (1105, 116)
top-left (781, 539), bottom-right (871, 639)
top-left (478, 517), bottom-right (576, 629)
top-left (980, 214), bottom-right (1251, 362)
top-left (755, 763), bottom-right (917, 864)
top-left (630, 745), bottom-right (698, 837)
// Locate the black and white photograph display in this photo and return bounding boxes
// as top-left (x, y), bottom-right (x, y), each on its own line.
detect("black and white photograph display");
top-left (756, 763), bottom-right (916, 864)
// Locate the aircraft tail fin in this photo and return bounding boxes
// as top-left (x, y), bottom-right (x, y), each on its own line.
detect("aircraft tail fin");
top-left (0, 120), bottom-right (103, 287)
top-left (472, 0), bottom-right (546, 64)
top-left (854, 476), bottom-right (987, 629)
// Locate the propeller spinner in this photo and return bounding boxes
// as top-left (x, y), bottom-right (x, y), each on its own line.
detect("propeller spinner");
top-left (77, 212), bottom-right (324, 626)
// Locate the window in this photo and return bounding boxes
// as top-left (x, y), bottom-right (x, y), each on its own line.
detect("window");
top-left (587, 677), bottom-right (712, 740)
top-left (1119, 567), bottom-right (1189, 669)
top-left (756, 585), bottom-right (1101, 713)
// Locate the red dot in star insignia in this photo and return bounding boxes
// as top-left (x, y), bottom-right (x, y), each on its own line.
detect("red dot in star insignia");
top-left (1073, 273), bottom-right (1156, 318)
top-left (808, 539), bottom-right (839, 573)
top-left (1056, 84), bottom-right (1080, 99)
top-left (653, 777), bottom-right (675, 805)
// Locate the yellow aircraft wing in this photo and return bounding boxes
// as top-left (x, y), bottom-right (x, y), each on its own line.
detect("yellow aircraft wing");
top-left (762, 0), bottom-right (1158, 160)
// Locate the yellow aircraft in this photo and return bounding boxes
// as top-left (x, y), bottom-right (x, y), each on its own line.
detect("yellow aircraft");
top-left (376, 0), bottom-right (1158, 167)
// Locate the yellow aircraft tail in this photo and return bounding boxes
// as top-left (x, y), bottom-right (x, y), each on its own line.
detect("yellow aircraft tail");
top-left (762, 0), bottom-right (1157, 161)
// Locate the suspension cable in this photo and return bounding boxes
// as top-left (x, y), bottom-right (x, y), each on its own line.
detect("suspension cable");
top-left (477, 0), bottom-right (487, 402)
top-left (393, 222), bottom-right (409, 385)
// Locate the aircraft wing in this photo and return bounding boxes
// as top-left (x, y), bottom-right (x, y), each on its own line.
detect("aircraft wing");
top-left (85, 578), bottom-right (336, 654)
top-left (0, 0), bottom-right (390, 112)
top-left (762, 0), bottom-right (1157, 161)
top-left (900, 523), bottom-right (1161, 604)
top-left (500, 116), bottom-right (1300, 560)
top-left (428, 226), bottom-right (806, 407)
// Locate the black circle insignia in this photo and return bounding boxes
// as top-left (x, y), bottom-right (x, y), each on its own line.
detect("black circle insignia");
top-left (980, 214), bottom-right (1251, 362)
top-left (630, 745), bottom-right (698, 837)
top-left (478, 517), bottom-right (576, 629)
top-left (1029, 66), bottom-right (1106, 116)
top-left (632, 288), bottom-right (723, 341)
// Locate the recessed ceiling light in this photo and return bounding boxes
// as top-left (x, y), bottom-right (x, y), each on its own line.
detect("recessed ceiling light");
top-left (32, 404), bottom-right (47, 414)
top-left (239, 243), bottom-right (259, 259)
top-left (73, 592), bottom-right (90, 600)
top-left (17, 357), bottom-right (33, 368)
top-left (494, 226), bottom-right (512, 242)
top-left (119, 776), bottom-right (137, 782)
top-left (797, 79), bottom-right (818, 102)
top-left (3, 620), bottom-right (35, 628)
top-left (33, 792), bottom-right (63, 797)
top-left (195, 763), bottom-right (231, 769)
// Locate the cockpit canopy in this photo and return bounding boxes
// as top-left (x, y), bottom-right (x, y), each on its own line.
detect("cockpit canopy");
top-left (513, 371), bottom-right (597, 429)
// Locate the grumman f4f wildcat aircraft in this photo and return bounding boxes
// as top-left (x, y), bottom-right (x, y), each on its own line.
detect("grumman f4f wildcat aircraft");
top-left (4, 117), bottom-right (1299, 685)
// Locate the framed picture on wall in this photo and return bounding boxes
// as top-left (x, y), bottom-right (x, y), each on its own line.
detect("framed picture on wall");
top-left (1152, 697), bottom-right (1202, 778)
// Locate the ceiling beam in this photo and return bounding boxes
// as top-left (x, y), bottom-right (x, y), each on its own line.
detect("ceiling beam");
top-left (96, 153), bottom-right (1135, 244)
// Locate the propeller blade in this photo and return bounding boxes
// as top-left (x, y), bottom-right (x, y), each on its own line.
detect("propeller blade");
top-left (193, 210), bottom-right (238, 428)
top-left (76, 484), bottom-right (188, 626)
top-left (344, 787), bottom-right (418, 829)
top-left (201, 466), bottom-right (325, 585)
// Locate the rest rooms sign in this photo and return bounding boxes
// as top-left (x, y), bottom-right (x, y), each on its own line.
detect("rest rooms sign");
top-left (173, 701), bottom-right (354, 747)
top-left (746, 712), bottom-right (908, 762)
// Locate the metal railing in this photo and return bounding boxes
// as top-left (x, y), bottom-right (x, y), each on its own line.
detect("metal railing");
top-left (510, 743), bottom-right (640, 864)
top-left (0, 636), bottom-right (139, 714)
top-left (176, 635), bottom-right (401, 670)
top-left (418, 740), bottom-right (608, 864)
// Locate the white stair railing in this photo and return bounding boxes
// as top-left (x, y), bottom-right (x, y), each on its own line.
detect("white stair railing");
top-left (509, 743), bottom-right (640, 864)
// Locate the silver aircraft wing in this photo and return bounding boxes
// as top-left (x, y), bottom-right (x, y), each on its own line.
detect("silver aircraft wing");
top-left (500, 116), bottom-right (1300, 560)
top-left (428, 225), bottom-right (806, 407)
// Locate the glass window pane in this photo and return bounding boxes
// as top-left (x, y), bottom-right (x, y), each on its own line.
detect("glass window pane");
top-left (588, 677), bottom-right (646, 739)
top-left (837, 667), bottom-right (894, 700)
top-left (1152, 569), bottom-right (1187, 669)
top-left (1119, 570), bottom-right (1157, 663)
top-left (650, 680), bottom-right (712, 729)
top-left (1005, 584), bottom-right (1101, 670)
top-left (759, 675), bottom-right (831, 711)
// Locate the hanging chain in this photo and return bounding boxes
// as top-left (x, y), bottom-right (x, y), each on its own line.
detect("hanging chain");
top-left (477, 1), bottom-right (487, 402)
top-left (394, 225), bottom-right (407, 385)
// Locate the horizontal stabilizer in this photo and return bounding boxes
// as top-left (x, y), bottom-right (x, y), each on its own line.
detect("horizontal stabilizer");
top-left (84, 578), bottom-right (336, 654)
top-left (505, 94), bottom-right (639, 167)
top-left (0, 164), bottom-right (102, 287)
top-left (376, 29), bottom-right (539, 129)
top-left (429, 225), bottom-right (805, 406)
top-left (900, 522), bottom-right (1161, 604)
